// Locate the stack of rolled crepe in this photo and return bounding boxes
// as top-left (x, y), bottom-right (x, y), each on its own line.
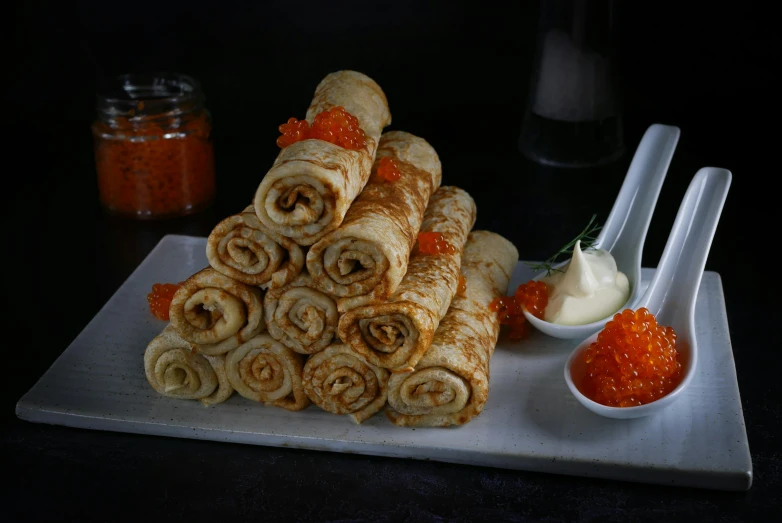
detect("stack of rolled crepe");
top-left (143, 69), bottom-right (519, 428)
top-left (144, 70), bottom-right (391, 411)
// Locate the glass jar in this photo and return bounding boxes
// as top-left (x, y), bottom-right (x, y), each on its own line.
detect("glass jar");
top-left (519, 0), bottom-right (624, 168)
top-left (92, 73), bottom-right (216, 218)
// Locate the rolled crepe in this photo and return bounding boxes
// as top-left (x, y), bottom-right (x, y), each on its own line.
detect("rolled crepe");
top-left (338, 186), bottom-right (477, 372)
top-left (207, 205), bottom-right (304, 289)
top-left (306, 131), bottom-right (442, 311)
top-left (303, 344), bottom-right (389, 424)
top-left (225, 334), bottom-right (310, 411)
top-left (253, 70), bottom-right (392, 246)
top-left (386, 231), bottom-right (518, 427)
top-left (264, 272), bottom-right (339, 355)
top-left (169, 268), bottom-right (265, 356)
top-left (201, 354), bottom-right (235, 406)
top-left (144, 325), bottom-right (233, 406)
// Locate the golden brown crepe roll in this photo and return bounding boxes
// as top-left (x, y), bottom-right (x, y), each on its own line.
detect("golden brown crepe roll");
top-left (337, 186), bottom-right (477, 372)
top-left (207, 205), bottom-right (304, 289)
top-left (253, 71), bottom-right (392, 245)
top-left (386, 231), bottom-right (518, 427)
top-left (306, 131), bottom-right (442, 311)
top-left (264, 272), bottom-right (339, 355)
top-left (225, 334), bottom-right (310, 411)
top-left (303, 344), bottom-right (389, 424)
top-left (169, 268), bottom-right (265, 356)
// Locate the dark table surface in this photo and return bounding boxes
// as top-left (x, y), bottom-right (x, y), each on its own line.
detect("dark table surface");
top-left (5, 1), bottom-right (780, 521)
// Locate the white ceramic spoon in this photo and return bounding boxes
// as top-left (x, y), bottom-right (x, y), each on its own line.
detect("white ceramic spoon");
top-left (564, 167), bottom-right (732, 419)
top-left (524, 123), bottom-right (681, 339)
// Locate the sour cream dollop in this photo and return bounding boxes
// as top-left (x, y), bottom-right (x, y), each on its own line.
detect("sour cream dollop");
top-left (541, 240), bottom-right (630, 325)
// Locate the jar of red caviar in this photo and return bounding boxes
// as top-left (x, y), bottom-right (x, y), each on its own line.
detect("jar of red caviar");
top-left (92, 73), bottom-right (216, 219)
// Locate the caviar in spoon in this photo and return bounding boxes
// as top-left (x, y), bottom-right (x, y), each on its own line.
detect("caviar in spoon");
top-left (580, 307), bottom-right (681, 407)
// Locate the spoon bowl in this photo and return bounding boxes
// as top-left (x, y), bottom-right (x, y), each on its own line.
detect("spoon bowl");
top-left (523, 260), bottom-right (637, 341)
top-left (523, 123), bottom-right (681, 339)
top-left (565, 167), bottom-right (731, 419)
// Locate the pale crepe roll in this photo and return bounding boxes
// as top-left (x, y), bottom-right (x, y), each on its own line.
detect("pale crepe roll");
top-left (253, 71), bottom-right (392, 245)
top-left (338, 186), bottom-right (477, 372)
top-left (225, 334), bottom-right (310, 411)
top-left (207, 205), bottom-right (304, 289)
top-left (201, 354), bottom-right (235, 406)
top-left (169, 268), bottom-right (265, 356)
top-left (303, 344), bottom-right (389, 424)
top-left (145, 325), bottom-right (220, 404)
top-left (264, 272), bottom-right (339, 355)
top-left (386, 231), bottom-right (518, 427)
top-left (306, 131), bottom-right (442, 312)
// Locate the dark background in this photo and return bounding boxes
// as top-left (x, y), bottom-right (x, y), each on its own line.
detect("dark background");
top-left (4, 0), bottom-right (780, 521)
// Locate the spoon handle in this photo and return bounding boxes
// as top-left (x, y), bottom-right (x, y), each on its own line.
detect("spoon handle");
top-left (595, 124), bottom-right (680, 254)
top-left (640, 167), bottom-right (732, 318)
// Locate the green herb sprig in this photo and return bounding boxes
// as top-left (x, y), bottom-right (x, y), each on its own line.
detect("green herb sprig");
top-left (525, 214), bottom-right (602, 276)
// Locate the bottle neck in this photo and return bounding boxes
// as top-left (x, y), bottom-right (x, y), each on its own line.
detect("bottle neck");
top-left (95, 73), bottom-right (206, 129)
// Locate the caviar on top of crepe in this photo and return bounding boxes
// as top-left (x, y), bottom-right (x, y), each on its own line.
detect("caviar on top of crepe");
top-left (417, 232), bottom-right (457, 255)
top-left (377, 157), bottom-right (401, 182)
top-left (579, 307), bottom-right (682, 407)
top-left (457, 275), bottom-right (467, 296)
top-left (277, 106), bottom-right (367, 150)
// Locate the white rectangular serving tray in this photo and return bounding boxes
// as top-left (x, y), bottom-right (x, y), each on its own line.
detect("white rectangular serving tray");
top-left (17, 235), bottom-right (752, 490)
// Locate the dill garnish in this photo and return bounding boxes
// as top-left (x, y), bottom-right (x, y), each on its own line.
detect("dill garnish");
top-left (525, 214), bottom-right (602, 276)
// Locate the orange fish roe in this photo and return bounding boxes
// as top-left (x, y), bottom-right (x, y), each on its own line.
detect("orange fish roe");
top-left (93, 110), bottom-right (215, 218)
top-left (277, 106), bottom-right (366, 150)
top-left (417, 232), bottom-right (457, 255)
top-left (377, 156), bottom-right (402, 182)
top-left (489, 280), bottom-right (549, 340)
top-left (579, 307), bottom-right (682, 407)
top-left (457, 275), bottom-right (467, 296)
top-left (515, 280), bottom-right (548, 319)
top-left (276, 117), bottom-right (310, 148)
top-left (147, 282), bottom-right (183, 321)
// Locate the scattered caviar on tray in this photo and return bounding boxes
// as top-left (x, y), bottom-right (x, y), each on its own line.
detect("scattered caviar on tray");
top-left (276, 106), bottom-right (367, 150)
top-left (377, 156), bottom-right (402, 182)
top-left (489, 280), bottom-right (549, 340)
top-left (147, 282), bottom-right (183, 321)
top-left (417, 232), bottom-right (457, 255)
top-left (579, 307), bottom-right (682, 407)
top-left (457, 275), bottom-right (467, 296)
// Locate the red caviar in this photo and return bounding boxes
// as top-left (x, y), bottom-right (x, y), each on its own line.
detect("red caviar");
top-left (489, 280), bottom-right (549, 340)
top-left (276, 117), bottom-right (310, 148)
top-left (417, 232), bottom-right (457, 255)
top-left (579, 307), bottom-right (682, 407)
top-left (93, 110), bottom-right (215, 218)
top-left (457, 275), bottom-right (467, 296)
top-left (147, 282), bottom-right (183, 321)
top-left (277, 106), bottom-right (366, 150)
top-left (515, 280), bottom-right (548, 319)
top-left (377, 157), bottom-right (402, 182)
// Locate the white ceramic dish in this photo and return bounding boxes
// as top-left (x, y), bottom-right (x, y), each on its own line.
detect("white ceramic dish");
top-left (16, 235), bottom-right (752, 491)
